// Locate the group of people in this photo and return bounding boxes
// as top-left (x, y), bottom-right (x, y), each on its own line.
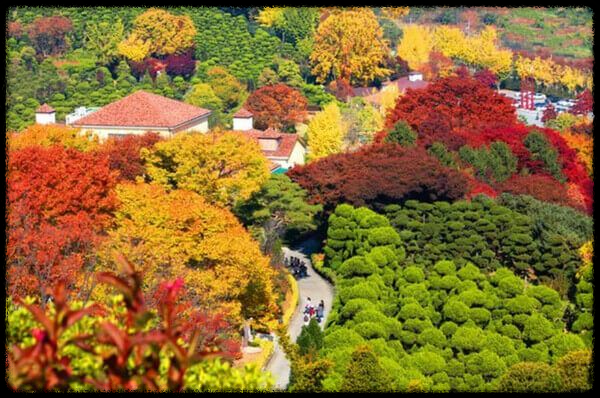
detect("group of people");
top-left (285, 256), bottom-right (308, 279)
top-left (303, 297), bottom-right (325, 325)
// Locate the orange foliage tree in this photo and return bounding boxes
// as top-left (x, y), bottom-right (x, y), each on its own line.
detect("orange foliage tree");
top-left (99, 182), bottom-right (278, 327)
top-left (245, 83), bottom-right (308, 131)
top-left (9, 124), bottom-right (99, 152)
top-left (7, 146), bottom-right (119, 301)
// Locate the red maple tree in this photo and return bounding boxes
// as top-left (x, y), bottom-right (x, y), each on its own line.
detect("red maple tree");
top-left (27, 16), bottom-right (73, 57)
top-left (7, 146), bottom-right (119, 300)
top-left (382, 75), bottom-right (517, 138)
top-left (287, 143), bottom-right (468, 213)
top-left (100, 132), bottom-right (162, 181)
top-left (571, 89), bottom-right (593, 116)
top-left (245, 83), bottom-right (308, 131)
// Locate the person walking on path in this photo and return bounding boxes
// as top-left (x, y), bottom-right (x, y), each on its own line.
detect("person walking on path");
top-left (316, 300), bottom-right (325, 323)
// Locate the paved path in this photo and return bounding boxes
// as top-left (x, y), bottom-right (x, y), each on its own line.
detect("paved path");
top-left (265, 237), bottom-right (335, 391)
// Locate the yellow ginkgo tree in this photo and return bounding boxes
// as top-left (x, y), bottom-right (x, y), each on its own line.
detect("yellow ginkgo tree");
top-left (142, 131), bottom-right (270, 208)
top-left (98, 182), bottom-right (278, 327)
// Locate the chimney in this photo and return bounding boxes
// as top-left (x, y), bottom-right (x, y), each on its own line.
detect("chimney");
top-left (233, 108), bottom-right (253, 131)
top-left (408, 72), bottom-right (423, 82)
top-left (35, 103), bottom-right (56, 125)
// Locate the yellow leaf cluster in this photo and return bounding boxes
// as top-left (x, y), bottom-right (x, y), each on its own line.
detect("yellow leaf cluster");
top-left (119, 8), bottom-right (196, 61)
top-left (433, 26), bottom-right (512, 78)
top-left (562, 132), bottom-right (593, 177)
top-left (311, 8), bottom-right (390, 85)
top-left (117, 32), bottom-right (150, 63)
top-left (307, 102), bottom-right (346, 160)
top-left (577, 240), bottom-right (593, 279)
top-left (142, 132), bottom-right (270, 207)
top-left (99, 182), bottom-right (278, 326)
top-left (515, 55), bottom-right (589, 92)
top-left (397, 25), bottom-right (434, 71)
top-left (378, 84), bottom-right (401, 118)
top-left (256, 7), bottom-right (285, 28)
top-left (8, 124), bottom-right (99, 152)
top-left (381, 7), bottom-right (410, 19)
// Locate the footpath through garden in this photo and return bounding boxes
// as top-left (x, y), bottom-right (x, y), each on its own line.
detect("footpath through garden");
top-left (265, 237), bottom-right (335, 390)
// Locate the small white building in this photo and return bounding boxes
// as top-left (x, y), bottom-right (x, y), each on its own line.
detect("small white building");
top-left (69, 90), bottom-right (211, 141)
top-left (35, 103), bottom-right (56, 125)
top-left (232, 108), bottom-right (306, 171)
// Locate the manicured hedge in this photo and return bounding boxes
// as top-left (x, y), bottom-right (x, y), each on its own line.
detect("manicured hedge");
top-left (317, 204), bottom-right (588, 392)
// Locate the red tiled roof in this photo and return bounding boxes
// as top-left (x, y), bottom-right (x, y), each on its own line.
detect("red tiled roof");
top-left (235, 128), bottom-right (301, 159)
top-left (234, 107), bottom-right (253, 118)
top-left (384, 76), bottom-right (429, 92)
top-left (37, 103), bottom-right (55, 113)
top-left (71, 90), bottom-right (211, 128)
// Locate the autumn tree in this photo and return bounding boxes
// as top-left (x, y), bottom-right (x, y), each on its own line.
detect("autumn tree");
top-left (383, 75), bottom-right (517, 136)
top-left (142, 132), bottom-right (269, 207)
top-left (422, 51), bottom-right (455, 80)
top-left (7, 146), bottom-right (118, 301)
top-left (8, 124), bottom-right (99, 152)
top-left (571, 89), bottom-right (593, 116)
top-left (119, 8), bottom-right (196, 61)
top-left (474, 68), bottom-right (497, 88)
top-left (165, 48), bottom-right (196, 78)
top-left (100, 182), bottom-right (278, 326)
top-left (381, 7), bottom-right (410, 20)
top-left (287, 143), bottom-right (468, 213)
top-left (397, 25), bottom-right (434, 71)
top-left (245, 83), bottom-right (308, 131)
top-left (100, 132), bottom-right (162, 181)
top-left (542, 103), bottom-right (558, 124)
top-left (84, 19), bottom-right (125, 66)
top-left (307, 102), bottom-right (346, 160)
top-left (310, 8), bottom-right (390, 85)
top-left (27, 16), bottom-right (73, 57)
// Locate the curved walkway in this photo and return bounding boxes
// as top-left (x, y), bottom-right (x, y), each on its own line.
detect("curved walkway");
top-left (265, 237), bottom-right (335, 390)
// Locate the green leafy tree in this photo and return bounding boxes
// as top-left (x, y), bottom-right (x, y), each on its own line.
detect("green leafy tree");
top-left (385, 120), bottom-right (417, 147)
top-left (297, 318), bottom-right (325, 356)
top-left (341, 344), bottom-right (393, 392)
top-left (184, 83), bottom-right (225, 127)
top-left (84, 19), bottom-right (125, 66)
top-left (234, 174), bottom-right (322, 251)
top-left (498, 362), bottom-right (563, 392)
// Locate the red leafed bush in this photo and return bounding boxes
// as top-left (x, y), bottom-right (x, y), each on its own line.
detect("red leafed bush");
top-left (571, 89), bottom-right (593, 116)
top-left (465, 175), bottom-right (498, 200)
top-left (474, 68), bottom-right (497, 88)
top-left (245, 83), bottom-right (308, 131)
top-left (7, 255), bottom-right (240, 392)
top-left (7, 146), bottom-right (119, 299)
top-left (100, 132), bottom-right (162, 181)
top-left (287, 143), bottom-right (468, 212)
top-left (165, 48), bottom-right (196, 77)
top-left (493, 174), bottom-right (585, 211)
top-left (542, 103), bottom-right (558, 123)
top-left (382, 75), bottom-right (517, 137)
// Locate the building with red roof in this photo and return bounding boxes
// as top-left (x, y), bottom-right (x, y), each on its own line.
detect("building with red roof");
top-left (232, 109), bottom-right (306, 171)
top-left (352, 72), bottom-right (429, 107)
top-left (35, 103), bottom-right (56, 125)
top-left (68, 90), bottom-right (211, 140)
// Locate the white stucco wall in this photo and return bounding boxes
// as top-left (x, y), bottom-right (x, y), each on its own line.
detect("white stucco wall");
top-left (269, 142), bottom-right (306, 169)
top-left (36, 113), bottom-right (56, 125)
top-left (72, 115), bottom-right (210, 141)
top-left (233, 117), bottom-right (253, 131)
